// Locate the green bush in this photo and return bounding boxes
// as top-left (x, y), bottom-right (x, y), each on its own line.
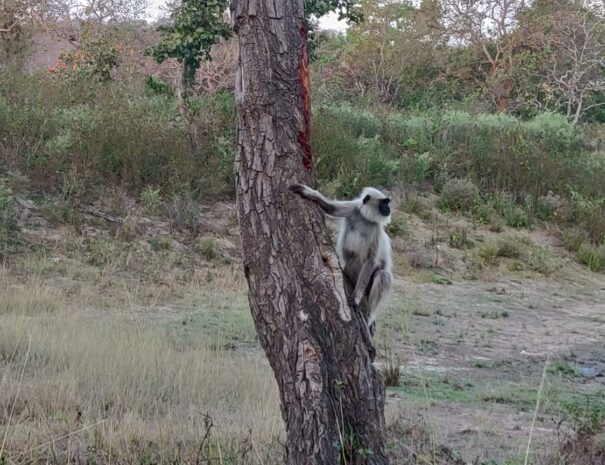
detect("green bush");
top-left (502, 206), bottom-right (532, 228)
top-left (569, 190), bottom-right (605, 245)
top-left (145, 74), bottom-right (173, 96)
top-left (319, 104), bottom-right (382, 138)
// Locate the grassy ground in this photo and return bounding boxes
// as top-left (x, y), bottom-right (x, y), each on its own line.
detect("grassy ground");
top-left (1, 189), bottom-right (604, 465)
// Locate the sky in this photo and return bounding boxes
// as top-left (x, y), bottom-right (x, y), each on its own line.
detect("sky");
top-left (144, 0), bottom-right (349, 32)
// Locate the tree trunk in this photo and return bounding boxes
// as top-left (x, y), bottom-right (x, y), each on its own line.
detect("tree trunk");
top-left (231, 0), bottom-right (388, 464)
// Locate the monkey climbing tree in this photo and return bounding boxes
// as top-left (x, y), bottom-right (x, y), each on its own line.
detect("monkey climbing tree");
top-left (231, 0), bottom-right (388, 463)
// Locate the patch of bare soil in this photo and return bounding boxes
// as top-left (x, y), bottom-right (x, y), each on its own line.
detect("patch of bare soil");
top-left (379, 270), bottom-right (605, 462)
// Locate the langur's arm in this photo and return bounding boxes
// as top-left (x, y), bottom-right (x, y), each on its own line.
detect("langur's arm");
top-left (289, 184), bottom-right (358, 218)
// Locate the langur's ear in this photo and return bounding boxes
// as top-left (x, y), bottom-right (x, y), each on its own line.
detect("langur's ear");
top-left (363, 195), bottom-right (371, 204)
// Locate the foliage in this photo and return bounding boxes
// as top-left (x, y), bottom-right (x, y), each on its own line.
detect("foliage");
top-left (145, 74), bottom-right (173, 96)
top-left (305, 0), bottom-right (362, 23)
top-left (150, 0), bottom-right (232, 89)
top-left (48, 23), bottom-right (120, 82)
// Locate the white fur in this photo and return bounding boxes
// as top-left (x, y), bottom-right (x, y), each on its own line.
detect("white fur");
top-left (291, 183), bottom-right (393, 328)
top-left (358, 187), bottom-right (391, 226)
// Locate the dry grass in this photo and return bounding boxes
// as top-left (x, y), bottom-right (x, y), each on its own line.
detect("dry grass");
top-left (1, 187), bottom-right (603, 465)
top-left (0, 265), bottom-right (282, 465)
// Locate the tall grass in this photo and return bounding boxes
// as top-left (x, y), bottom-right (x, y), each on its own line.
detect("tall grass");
top-left (0, 277), bottom-right (282, 464)
top-left (0, 73), bottom-right (236, 199)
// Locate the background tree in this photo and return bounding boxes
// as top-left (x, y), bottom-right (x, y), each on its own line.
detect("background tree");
top-left (150, 0), bottom-right (232, 150)
top-left (232, 0), bottom-right (388, 464)
top-left (344, 0), bottom-right (446, 105)
top-left (516, 1), bottom-right (605, 123)
top-left (151, 0), bottom-right (231, 92)
top-left (441, 0), bottom-right (526, 111)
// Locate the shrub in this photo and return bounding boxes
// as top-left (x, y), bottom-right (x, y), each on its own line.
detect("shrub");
top-left (495, 237), bottom-right (522, 259)
top-left (145, 74), bottom-right (173, 96)
top-left (502, 206), bottom-right (531, 228)
top-left (474, 202), bottom-right (504, 232)
top-left (200, 238), bottom-right (217, 261)
top-left (383, 114), bottom-right (434, 153)
top-left (569, 190), bottom-right (605, 245)
top-left (438, 178), bottom-right (478, 211)
top-left (477, 236), bottom-right (522, 266)
top-left (562, 228), bottom-right (586, 253)
top-left (320, 104), bottom-right (382, 138)
top-left (535, 192), bottom-right (564, 221)
top-left (409, 152), bottom-right (436, 183)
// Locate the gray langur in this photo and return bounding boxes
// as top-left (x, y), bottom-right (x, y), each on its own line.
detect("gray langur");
top-left (289, 183), bottom-right (393, 331)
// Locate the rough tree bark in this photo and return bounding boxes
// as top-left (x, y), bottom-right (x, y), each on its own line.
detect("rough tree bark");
top-left (231, 0), bottom-right (388, 464)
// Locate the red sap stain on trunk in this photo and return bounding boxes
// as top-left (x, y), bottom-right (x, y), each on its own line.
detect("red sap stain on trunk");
top-left (297, 22), bottom-right (313, 171)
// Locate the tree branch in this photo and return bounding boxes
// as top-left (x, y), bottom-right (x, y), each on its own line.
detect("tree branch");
top-left (0, 23), bottom-right (17, 33)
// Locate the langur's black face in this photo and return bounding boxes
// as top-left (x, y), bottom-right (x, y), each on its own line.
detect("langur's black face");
top-left (378, 198), bottom-right (391, 217)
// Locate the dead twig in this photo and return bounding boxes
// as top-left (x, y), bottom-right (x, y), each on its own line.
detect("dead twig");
top-left (79, 208), bottom-right (123, 224)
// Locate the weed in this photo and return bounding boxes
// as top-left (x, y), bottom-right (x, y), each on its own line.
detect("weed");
top-left (561, 228), bottom-right (586, 253)
top-left (576, 243), bottom-right (605, 272)
top-left (412, 307), bottom-right (433, 317)
top-left (150, 235), bottom-right (173, 251)
top-left (382, 351), bottom-right (401, 387)
top-left (430, 272), bottom-right (452, 285)
top-left (416, 338), bottom-right (436, 353)
top-left (507, 260), bottom-right (524, 272)
top-left (480, 310), bottom-right (509, 319)
top-left (496, 237), bottom-right (522, 259)
top-left (140, 186), bottom-right (162, 216)
top-left (401, 192), bottom-right (432, 219)
top-left (526, 247), bottom-right (557, 274)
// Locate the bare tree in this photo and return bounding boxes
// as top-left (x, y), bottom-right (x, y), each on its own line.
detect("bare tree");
top-left (231, 0), bottom-right (389, 463)
top-left (533, 9), bottom-right (605, 123)
top-left (75, 0), bottom-right (149, 23)
top-left (442, 0), bottom-right (526, 111)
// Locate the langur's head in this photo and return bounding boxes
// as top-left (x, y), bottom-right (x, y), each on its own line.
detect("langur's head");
top-left (359, 187), bottom-right (391, 225)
